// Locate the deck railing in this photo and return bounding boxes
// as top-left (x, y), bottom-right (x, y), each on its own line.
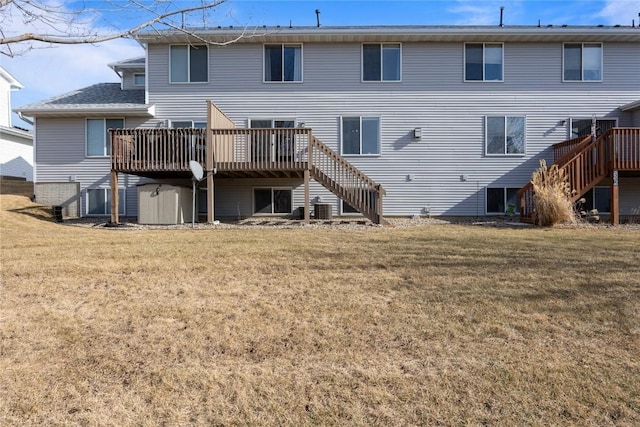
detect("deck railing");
top-left (553, 135), bottom-right (592, 161)
top-left (610, 127), bottom-right (640, 170)
top-left (210, 128), bottom-right (311, 171)
top-left (518, 128), bottom-right (640, 223)
top-left (309, 136), bottom-right (386, 224)
top-left (111, 128), bottom-right (206, 172)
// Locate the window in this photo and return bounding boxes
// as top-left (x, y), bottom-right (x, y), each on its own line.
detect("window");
top-left (254, 188), bottom-right (292, 214)
top-left (341, 116), bottom-right (380, 155)
top-left (362, 43), bottom-right (401, 82)
top-left (570, 118), bottom-right (616, 138)
top-left (170, 45), bottom-right (208, 83)
top-left (133, 73), bottom-right (145, 86)
top-left (171, 120), bottom-right (207, 129)
top-left (264, 44), bottom-right (302, 82)
top-left (485, 116), bottom-right (525, 155)
top-left (579, 187), bottom-right (610, 213)
top-left (486, 188), bottom-right (520, 214)
top-left (86, 118), bottom-right (124, 157)
top-left (563, 43), bottom-right (602, 81)
top-left (87, 188), bottom-right (125, 216)
top-left (465, 43), bottom-right (503, 81)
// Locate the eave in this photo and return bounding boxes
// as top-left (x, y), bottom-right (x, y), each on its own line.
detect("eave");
top-left (135, 25), bottom-right (640, 45)
top-left (621, 100), bottom-right (640, 112)
top-left (0, 125), bottom-right (33, 144)
top-left (15, 104), bottom-right (156, 118)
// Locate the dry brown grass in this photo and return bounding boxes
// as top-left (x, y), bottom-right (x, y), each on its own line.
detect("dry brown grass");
top-left (1, 195), bottom-right (639, 426)
top-left (531, 159), bottom-right (577, 226)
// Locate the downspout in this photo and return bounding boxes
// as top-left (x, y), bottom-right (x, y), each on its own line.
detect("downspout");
top-left (18, 111), bottom-right (34, 126)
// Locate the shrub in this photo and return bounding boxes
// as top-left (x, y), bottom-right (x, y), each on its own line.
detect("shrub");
top-left (531, 160), bottom-right (576, 226)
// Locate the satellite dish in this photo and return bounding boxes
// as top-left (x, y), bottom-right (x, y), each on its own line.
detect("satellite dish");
top-left (189, 160), bottom-right (204, 181)
top-left (188, 161), bottom-right (205, 228)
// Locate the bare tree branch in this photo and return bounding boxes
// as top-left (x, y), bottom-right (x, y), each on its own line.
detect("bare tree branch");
top-left (0, 0), bottom-right (238, 57)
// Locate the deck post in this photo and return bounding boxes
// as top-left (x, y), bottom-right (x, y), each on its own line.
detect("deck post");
top-left (375, 184), bottom-right (383, 225)
top-left (306, 131), bottom-right (313, 223)
top-left (304, 169), bottom-right (310, 223)
top-left (206, 101), bottom-right (215, 223)
top-left (110, 170), bottom-right (119, 224)
top-left (610, 170), bottom-right (619, 226)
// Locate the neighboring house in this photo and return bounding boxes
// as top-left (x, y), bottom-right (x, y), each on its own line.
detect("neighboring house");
top-left (0, 67), bottom-right (33, 181)
top-left (15, 25), bottom-right (640, 223)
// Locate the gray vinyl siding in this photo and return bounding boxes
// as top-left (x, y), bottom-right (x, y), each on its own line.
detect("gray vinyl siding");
top-left (34, 117), bottom-right (149, 217)
top-left (145, 40), bottom-right (639, 216)
top-left (35, 39), bottom-right (639, 218)
top-left (121, 71), bottom-right (145, 91)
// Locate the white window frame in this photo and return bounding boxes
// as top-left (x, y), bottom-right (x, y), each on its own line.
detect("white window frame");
top-left (169, 44), bottom-right (209, 84)
top-left (361, 43), bottom-right (402, 82)
top-left (484, 116), bottom-right (526, 156)
top-left (169, 120), bottom-right (207, 129)
top-left (485, 187), bottom-right (521, 215)
top-left (85, 118), bottom-right (125, 158)
top-left (562, 43), bottom-right (603, 82)
top-left (340, 116), bottom-right (381, 156)
top-left (133, 73), bottom-right (145, 86)
top-left (86, 187), bottom-right (126, 216)
top-left (464, 43), bottom-right (504, 82)
top-left (263, 44), bottom-right (304, 83)
top-left (252, 187), bottom-right (293, 215)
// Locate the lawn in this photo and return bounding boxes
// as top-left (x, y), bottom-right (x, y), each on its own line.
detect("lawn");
top-left (1, 195), bottom-right (639, 426)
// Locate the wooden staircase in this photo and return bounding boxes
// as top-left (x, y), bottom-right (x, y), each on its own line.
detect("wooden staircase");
top-left (308, 136), bottom-right (386, 225)
top-left (518, 128), bottom-right (640, 224)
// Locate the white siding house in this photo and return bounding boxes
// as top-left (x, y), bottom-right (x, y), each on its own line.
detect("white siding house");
top-left (0, 67), bottom-right (33, 181)
top-left (16, 25), bottom-right (640, 222)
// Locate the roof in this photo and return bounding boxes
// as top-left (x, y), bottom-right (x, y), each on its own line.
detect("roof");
top-left (15, 83), bottom-right (155, 118)
top-left (620, 100), bottom-right (640, 112)
top-left (108, 57), bottom-right (146, 73)
top-left (0, 67), bottom-right (24, 90)
top-left (135, 25), bottom-right (640, 44)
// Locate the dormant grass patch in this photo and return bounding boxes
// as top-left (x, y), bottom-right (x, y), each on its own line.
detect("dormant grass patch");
top-left (1, 195), bottom-right (639, 426)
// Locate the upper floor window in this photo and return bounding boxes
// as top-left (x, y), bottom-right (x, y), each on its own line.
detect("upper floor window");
top-left (563, 43), bottom-right (602, 81)
top-left (465, 43), bottom-right (503, 81)
top-left (264, 44), bottom-right (302, 82)
top-left (133, 73), bottom-right (145, 86)
top-left (86, 118), bottom-right (124, 157)
top-left (485, 116), bottom-right (525, 155)
top-left (362, 43), bottom-right (401, 82)
top-left (170, 45), bottom-right (208, 83)
top-left (341, 116), bottom-right (380, 155)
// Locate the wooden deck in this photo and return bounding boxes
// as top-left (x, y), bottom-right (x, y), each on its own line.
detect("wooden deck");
top-left (110, 118), bottom-right (386, 225)
top-left (518, 127), bottom-right (640, 225)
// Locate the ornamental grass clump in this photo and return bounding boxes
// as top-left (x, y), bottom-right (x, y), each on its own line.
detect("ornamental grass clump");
top-left (531, 159), bottom-right (577, 226)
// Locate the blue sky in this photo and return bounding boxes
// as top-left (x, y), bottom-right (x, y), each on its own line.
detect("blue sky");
top-left (2, 0), bottom-right (638, 128)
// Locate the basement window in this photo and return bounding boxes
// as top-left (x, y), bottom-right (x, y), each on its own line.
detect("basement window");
top-left (87, 188), bottom-right (125, 216)
top-left (254, 188), bottom-right (292, 215)
top-left (486, 187), bottom-right (520, 215)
